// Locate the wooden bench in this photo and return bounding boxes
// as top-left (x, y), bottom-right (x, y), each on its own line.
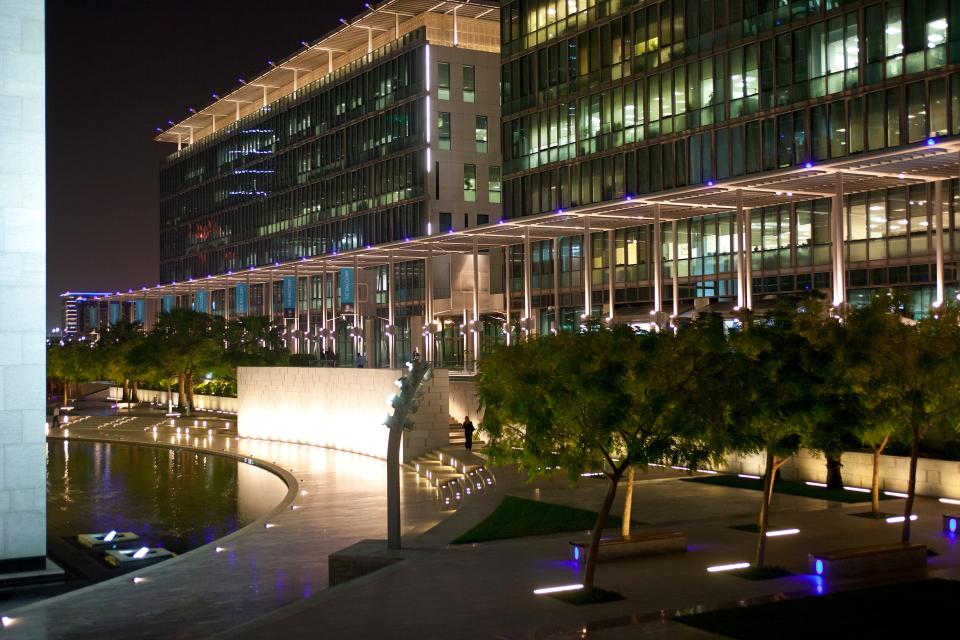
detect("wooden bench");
top-left (809, 543), bottom-right (927, 579)
top-left (570, 531), bottom-right (687, 563)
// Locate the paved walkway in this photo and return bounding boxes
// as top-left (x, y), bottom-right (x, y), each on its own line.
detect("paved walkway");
top-left (7, 409), bottom-right (960, 639)
top-left (224, 468), bottom-right (960, 639)
top-left (5, 413), bottom-right (445, 639)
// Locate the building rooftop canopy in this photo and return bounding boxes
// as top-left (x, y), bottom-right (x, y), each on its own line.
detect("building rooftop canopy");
top-left (155, 0), bottom-right (499, 147)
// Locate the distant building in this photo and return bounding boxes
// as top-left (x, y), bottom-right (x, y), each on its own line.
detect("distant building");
top-left (60, 292), bottom-right (111, 336)
top-left (99, 0), bottom-right (960, 369)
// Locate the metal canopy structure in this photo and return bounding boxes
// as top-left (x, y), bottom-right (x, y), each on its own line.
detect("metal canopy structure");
top-left (155, 0), bottom-right (500, 147)
top-left (99, 136), bottom-right (960, 303)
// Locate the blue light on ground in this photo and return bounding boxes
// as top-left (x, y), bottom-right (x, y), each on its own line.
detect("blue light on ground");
top-left (815, 559), bottom-right (824, 575)
top-left (950, 517), bottom-right (957, 533)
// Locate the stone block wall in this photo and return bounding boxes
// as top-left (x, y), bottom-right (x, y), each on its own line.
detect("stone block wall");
top-left (109, 387), bottom-right (239, 413)
top-left (449, 378), bottom-right (482, 424)
top-left (237, 367), bottom-right (449, 462)
top-left (0, 1), bottom-right (45, 571)
top-left (725, 448), bottom-right (960, 500)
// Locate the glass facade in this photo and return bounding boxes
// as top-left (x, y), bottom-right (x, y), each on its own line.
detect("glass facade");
top-left (159, 29), bottom-right (430, 284)
top-left (501, 0), bottom-right (960, 318)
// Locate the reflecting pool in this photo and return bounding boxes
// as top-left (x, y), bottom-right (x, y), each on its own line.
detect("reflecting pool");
top-left (46, 440), bottom-right (288, 554)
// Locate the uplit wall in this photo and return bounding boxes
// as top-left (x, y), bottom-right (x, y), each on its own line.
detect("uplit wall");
top-left (0, 1), bottom-right (46, 570)
top-left (237, 367), bottom-right (450, 462)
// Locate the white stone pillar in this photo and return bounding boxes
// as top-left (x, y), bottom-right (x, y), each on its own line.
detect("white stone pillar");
top-left (745, 209), bottom-right (754, 310)
top-left (353, 255), bottom-right (360, 362)
top-left (505, 248), bottom-right (512, 345)
top-left (0, 0), bottom-right (46, 572)
top-left (321, 267), bottom-right (328, 353)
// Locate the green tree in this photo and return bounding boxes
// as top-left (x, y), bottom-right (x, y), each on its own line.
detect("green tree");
top-left (479, 319), bottom-right (731, 593)
top-left (151, 310), bottom-right (226, 415)
top-left (97, 321), bottom-right (145, 402)
top-left (47, 340), bottom-right (97, 406)
top-left (858, 301), bottom-right (960, 542)
top-left (730, 299), bottom-right (822, 569)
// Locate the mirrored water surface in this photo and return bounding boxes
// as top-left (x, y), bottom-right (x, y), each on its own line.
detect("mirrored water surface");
top-left (46, 440), bottom-right (288, 554)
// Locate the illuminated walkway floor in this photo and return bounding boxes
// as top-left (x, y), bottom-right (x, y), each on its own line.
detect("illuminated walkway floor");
top-left (5, 414), bottom-right (446, 639)
top-left (224, 467), bottom-right (960, 640)
top-left (9, 412), bottom-right (960, 639)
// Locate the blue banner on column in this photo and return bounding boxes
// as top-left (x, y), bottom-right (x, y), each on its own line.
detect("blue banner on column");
top-left (339, 268), bottom-right (354, 305)
top-left (109, 302), bottom-right (121, 325)
top-left (283, 276), bottom-right (297, 311)
top-left (195, 289), bottom-right (208, 313)
top-left (235, 284), bottom-right (248, 315)
top-left (162, 295), bottom-right (174, 313)
top-left (134, 300), bottom-right (145, 323)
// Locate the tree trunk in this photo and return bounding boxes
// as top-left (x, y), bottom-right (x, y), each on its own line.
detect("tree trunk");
top-left (176, 373), bottom-right (187, 412)
top-left (185, 373), bottom-right (196, 415)
top-left (63, 381), bottom-right (70, 407)
top-left (902, 425), bottom-right (920, 543)
top-left (386, 426), bottom-right (403, 550)
top-left (131, 380), bottom-right (140, 403)
top-left (755, 450), bottom-right (777, 569)
top-left (583, 467), bottom-right (625, 592)
top-left (122, 378), bottom-right (130, 403)
top-left (621, 466), bottom-right (635, 538)
top-left (825, 453), bottom-right (844, 490)
top-left (871, 435), bottom-right (888, 516)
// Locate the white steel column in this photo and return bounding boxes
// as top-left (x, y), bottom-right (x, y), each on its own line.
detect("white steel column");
top-left (266, 278), bottom-right (273, 319)
top-left (505, 247), bottom-right (512, 345)
top-left (934, 180), bottom-right (945, 307)
top-left (353, 255), bottom-right (360, 362)
top-left (583, 216), bottom-right (592, 320)
top-left (472, 238), bottom-right (480, 372)
top-left (745, 209), bottom-right (754, 309)
top-left (671, 219), bottom-right (679, 320)
top-left (831, 173), bottom-right (846, 307)
top-left (321, 267), bottom-right (328, 353)
top-left (388, 252), bottom-right (396, 369)
top-left (607, 229), bottom-right (615, 323)
top-left (553, 236), bottom-right (561, 331)
top-left (735, 190), bottom-right (745, 309)
top-left (653, 204), bottom-right (663, 316)
top-left (523, 227), bottom-right (532, 337)
top-left (425, 247), bottom-right (434, 361)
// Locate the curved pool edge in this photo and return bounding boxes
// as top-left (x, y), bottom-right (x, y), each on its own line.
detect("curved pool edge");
top-left (44, 433), bottom-right (299, 578)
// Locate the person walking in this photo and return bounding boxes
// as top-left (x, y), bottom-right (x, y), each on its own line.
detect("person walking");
top-left (462, 415), bottom-right (475, 452)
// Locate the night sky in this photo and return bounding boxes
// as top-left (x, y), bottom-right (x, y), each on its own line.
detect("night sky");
top-left (45, 0), bottom-right (342, 330)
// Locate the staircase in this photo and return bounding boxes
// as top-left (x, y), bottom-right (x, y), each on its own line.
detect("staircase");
top-left (448, 417), bottom-right (484, 449)
top-left (406, 447), bottom-right (496, 510)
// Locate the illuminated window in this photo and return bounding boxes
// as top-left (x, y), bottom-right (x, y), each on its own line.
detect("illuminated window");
top-left (438, 63), bottom-right (450, 100)
top-left (438, 112), bottom-right (451, 150)
top-left (463, 65), bottom-right (476, 103)
top-left (475, 116), bottom-right (488, 153)
top-left (489, 166), bottom-right (501, 203)
top-left (464, 164), bottom-right (477, 202)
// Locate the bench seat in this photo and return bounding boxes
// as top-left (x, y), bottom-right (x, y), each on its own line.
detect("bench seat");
top-left (570, 531), bottom-right (687, 562)
top-left (810, 542), bottom-right (927, 579)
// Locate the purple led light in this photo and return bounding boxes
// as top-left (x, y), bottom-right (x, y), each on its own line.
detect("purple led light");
top-left (804, 162), bottom-right (813, 169)
top-left (927, 138), bottom-right (937, 146)
top-left (707, 180), bottom-right (714, 187)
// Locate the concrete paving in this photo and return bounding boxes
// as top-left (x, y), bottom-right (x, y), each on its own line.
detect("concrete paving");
top-left (7, 408), bottom-right (960, 639)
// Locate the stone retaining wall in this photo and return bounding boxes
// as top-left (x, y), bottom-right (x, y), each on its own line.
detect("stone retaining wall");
top-left (109, 387), bottom-right (238, 413)
top-left (237, 367), bottom-right (449, 462)
top-left (725, 448), bottom-right (960, 500)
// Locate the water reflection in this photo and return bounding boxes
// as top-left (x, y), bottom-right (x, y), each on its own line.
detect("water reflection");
top-left (46, 441), bottom-right (287, 554)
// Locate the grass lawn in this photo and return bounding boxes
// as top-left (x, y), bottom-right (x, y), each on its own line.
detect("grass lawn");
top-left (684, 474), bottom-right (892, 503)
top-left (453, 496), bottom-right (631, 544)
top-left (676, 579), bottom-right (960, 638)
